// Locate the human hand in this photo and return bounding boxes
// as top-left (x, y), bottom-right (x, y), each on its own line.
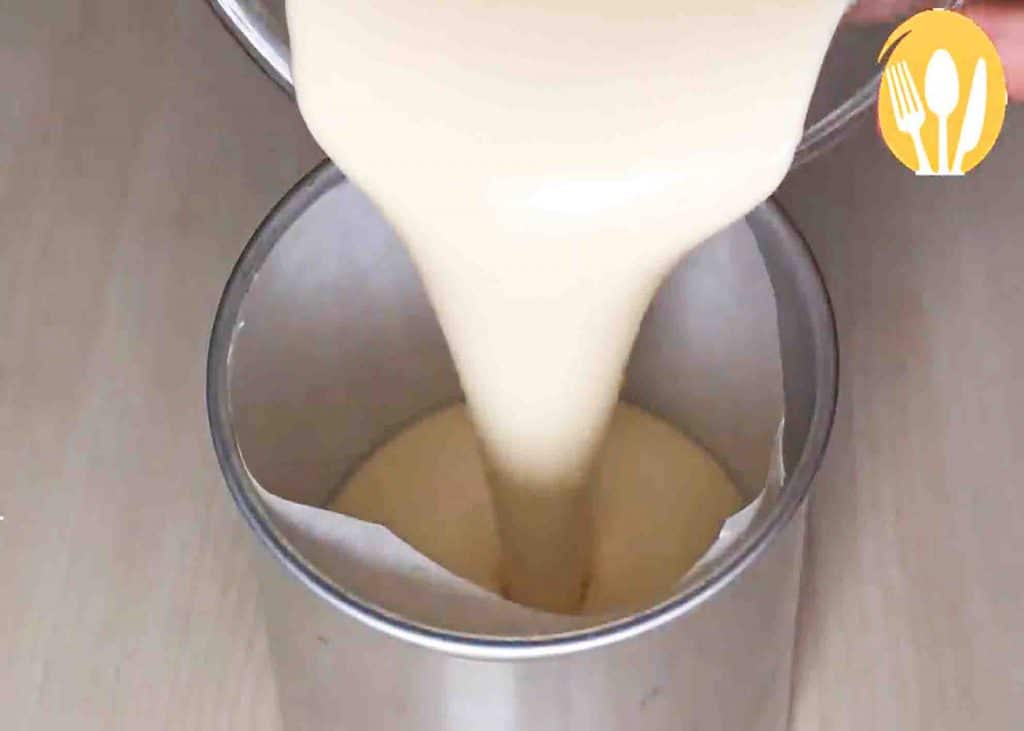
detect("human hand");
top-left (847, 1), bottom-right (1023, 99)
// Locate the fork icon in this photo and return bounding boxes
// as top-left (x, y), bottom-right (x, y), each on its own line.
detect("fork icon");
top-left (886, 61), bottom-right (934, 175)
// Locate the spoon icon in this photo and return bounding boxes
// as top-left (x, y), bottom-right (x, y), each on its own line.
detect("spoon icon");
top-left (924, 49), bottom-right (960, 174)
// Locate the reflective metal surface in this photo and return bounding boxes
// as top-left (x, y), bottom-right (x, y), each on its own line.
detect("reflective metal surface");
top-left (206, 160), bottom-right (836, 727)
top-left (207, 0), bottom-right (291, 94)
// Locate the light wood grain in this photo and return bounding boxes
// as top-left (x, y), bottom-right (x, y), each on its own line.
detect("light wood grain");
top-left (1, 1), bottom-right (1021, 728)
top-left (0, 2), bottom-right (320, 729)
top-left (781, 110), bottom-right (1024, 730)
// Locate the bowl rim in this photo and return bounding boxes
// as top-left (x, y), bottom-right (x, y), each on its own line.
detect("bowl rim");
top-left (204, 0), bottom-right (961, 167)
top-left (205, 159), bottom-right (838, 660)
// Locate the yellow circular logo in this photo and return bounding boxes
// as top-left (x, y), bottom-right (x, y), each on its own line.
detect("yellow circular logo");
top-left (878, 9), bottom-right (1007, 175)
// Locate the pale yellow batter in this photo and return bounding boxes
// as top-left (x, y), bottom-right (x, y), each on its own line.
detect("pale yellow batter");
top-left (330, 403), bottom-right (742, 615)
top-left (288, 0), bottom-right (844, 610)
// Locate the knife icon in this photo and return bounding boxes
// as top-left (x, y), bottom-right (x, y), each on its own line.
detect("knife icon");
top-left (952, 58), bottom-right (987, 175)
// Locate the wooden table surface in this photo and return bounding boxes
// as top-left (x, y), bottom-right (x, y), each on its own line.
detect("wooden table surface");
top-left (2, 2), bottom-right (1021, 729)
